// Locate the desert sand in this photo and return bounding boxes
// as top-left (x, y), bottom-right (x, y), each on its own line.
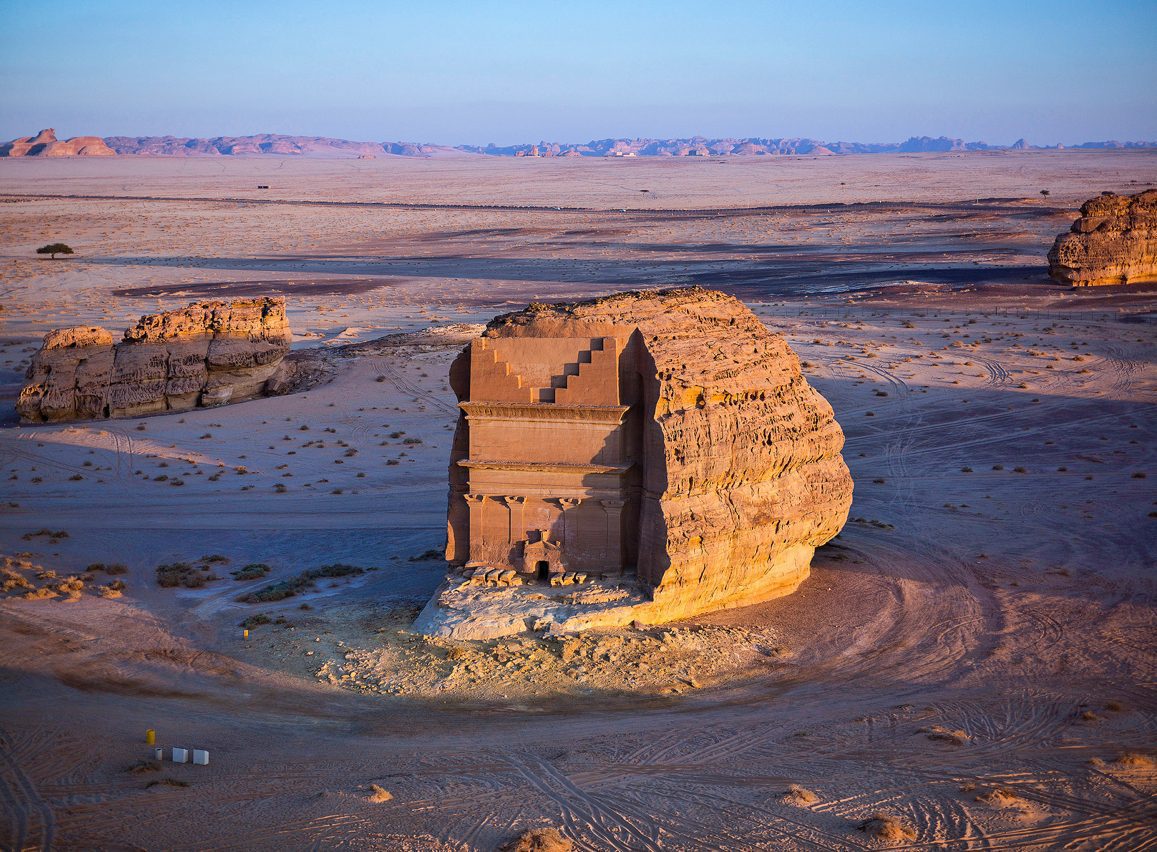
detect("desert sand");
top-left (0, 152), bottom-right (1154, 850)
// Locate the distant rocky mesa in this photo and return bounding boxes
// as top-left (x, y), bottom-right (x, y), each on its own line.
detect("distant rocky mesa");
top-left (18, 298), bottom-right (293, 423)
top-left (0, 128), bottom-right (115, 158)
top-left (417, 288), bottom-right (853, 639)
top-left (4, 128), bottom-right (1154, 158)
top-left (1047, 189), bottom-right (1157, 286)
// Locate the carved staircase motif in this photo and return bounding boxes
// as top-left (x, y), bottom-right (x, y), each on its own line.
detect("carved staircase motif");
top-left (472, 337), bottom-right (619, 406)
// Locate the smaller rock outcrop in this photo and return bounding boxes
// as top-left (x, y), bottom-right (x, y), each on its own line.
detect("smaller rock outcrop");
top-left (0, 128), bottom-right (116, 158)
top-left (1047, 189), bottom-right (1157, 286)
top-left (18, 298), bottom-right (292, 423)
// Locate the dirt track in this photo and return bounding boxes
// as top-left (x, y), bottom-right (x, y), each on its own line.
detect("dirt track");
top-left (0, 155), bottom-right (1154, 849)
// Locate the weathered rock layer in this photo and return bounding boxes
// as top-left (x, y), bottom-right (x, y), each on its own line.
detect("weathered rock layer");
top-left (0, 128), bottom-right (116, 158)
top-left (420, 288), bottom-right (852, 636)
top-left (18, 298), bottom-right (292, 422)
top-left (1048, 189), bottom-right (1157, 286)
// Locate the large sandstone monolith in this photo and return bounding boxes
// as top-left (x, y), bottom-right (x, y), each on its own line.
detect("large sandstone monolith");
top-left (17, 298), bottom-right (292, 422)
top-left (416, 287), bottom-right (852, 638)
top-left (1047, 189), bottom-right (1157, 286)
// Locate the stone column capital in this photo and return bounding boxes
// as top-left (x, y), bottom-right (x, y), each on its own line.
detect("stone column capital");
top-left (504, 495), bottom-right (528, 505)
top-left (557, 497), bottom-right (582, 510)
top-left (464, 493), bottom-right (487, 504)
top-left (600, 498), bottom-right (625, 510)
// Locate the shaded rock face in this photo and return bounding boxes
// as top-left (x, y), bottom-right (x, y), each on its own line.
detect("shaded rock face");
top-left (1047, 189), bottom-right (1157, 286)
top-left (17, 298), bottom-right (291, 423)
top-left (428, 288), bottom-right (852, 634)
top-left (0, 128), bottom-right (116, 158)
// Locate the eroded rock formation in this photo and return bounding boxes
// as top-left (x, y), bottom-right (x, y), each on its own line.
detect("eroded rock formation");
top-left (18, 298), bottom-right (292, 422)
top-left (1047, 189), bottom-right (1157, 286)
top-left (417, 287), bottom-right (852, 638)
top-left (0, 128), bottom-right (115, 157)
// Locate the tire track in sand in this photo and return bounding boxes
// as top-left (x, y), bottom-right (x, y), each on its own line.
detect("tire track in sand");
top-left (0, 726), bottom-right (55, 852)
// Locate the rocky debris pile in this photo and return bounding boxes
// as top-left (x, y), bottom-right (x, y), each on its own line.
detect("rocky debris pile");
top-left (18, 297), bottom-right (292, 422)
top-left (311, 603), bottom-right (786, 699)
top-left (1047, 189), bottom-right (1157, 286)
top-left (0, 128), bottom-right (115, 157)
top-left (454, 564), bottom-right (595, 589)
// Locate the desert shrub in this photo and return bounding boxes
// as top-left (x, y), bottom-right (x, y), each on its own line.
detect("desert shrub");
top-left (367, 783), bottom-right (393, 802)
top-left (782, 784), bottom-right (819, 806)
top-left (156, 562), bottom-right (221, 589)
top-left (240, 613), bottom-right (272, 629)
top-left (231, 563), bottom-right (271, 581)
top-left (238, 564), bottom-right (364, 603)
top-left (22, 529), bottom-right (69, 541)
top-left (501, 827), bottom-right (572, 852)
top-left (858, 813), bottom-right (916, 842)
top-left (1, 568), bottom-right (34, 594)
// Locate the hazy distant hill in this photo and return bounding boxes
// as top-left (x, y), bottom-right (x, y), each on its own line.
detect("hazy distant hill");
top-left (3, 129), bottom-right (1155, 158)
top-left (101, 134), bottom-right (466, 158)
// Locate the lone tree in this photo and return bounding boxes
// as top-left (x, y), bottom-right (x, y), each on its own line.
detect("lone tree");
top-left (36, 243), bottom-right (74, 259)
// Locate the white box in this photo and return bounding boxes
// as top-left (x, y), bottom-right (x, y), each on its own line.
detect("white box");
top-left (153, 747), bottom-right (163, 760)
top-left (192, 749), bottom-right (209, 766)
top-left (172, 747), bottom-right (189, 763)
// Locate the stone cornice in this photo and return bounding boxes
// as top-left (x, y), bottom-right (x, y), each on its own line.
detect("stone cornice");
top-left (460, 401), bottom-right (629, 424)
top-left (458, 459), bottom-right (634, 474)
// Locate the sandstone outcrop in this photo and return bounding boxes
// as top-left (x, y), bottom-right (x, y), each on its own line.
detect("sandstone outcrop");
top-left (416, 287), bottom-right (852, 638)
top-left (18, 298), bottom-right (292, 422)
top-left (0, 128), bottom-right (115, 157)
top-left (1047, 189), bottom-right (1157, 286)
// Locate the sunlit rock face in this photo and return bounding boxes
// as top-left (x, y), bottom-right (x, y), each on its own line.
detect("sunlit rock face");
top-left (17, 298), bottom-right (292, 422)
top-left (418, 287), bottom-right (853, 638)
top-left (1048, 189), bottom-right (1157, 286)
top-left (0, 128), bottom-right (116, 157)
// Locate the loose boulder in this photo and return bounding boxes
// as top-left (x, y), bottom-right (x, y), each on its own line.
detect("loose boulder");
top-left (18, 298), bottom-right (292, 422)
top-left (1047, 189), bottom-right (1157, 286)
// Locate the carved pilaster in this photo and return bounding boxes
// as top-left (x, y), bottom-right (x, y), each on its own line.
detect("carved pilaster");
top-left (601, 498), bottom-right (625, 570)
top-left (464, 493), bottom-right (487, 560)
top-left (504, 495), bottom-right (527, 544)
top-left (556, 497), bottom-right (582, 553)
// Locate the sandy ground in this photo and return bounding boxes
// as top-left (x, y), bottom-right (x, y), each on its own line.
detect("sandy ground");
top-left (0, 154), bottom-right (1154, 850)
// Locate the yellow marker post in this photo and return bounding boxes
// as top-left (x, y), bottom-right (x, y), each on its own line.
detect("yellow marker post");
top-left (146, 729), bottom-right (155, 745)
top-left (243, 629), bottom-right (249, 640)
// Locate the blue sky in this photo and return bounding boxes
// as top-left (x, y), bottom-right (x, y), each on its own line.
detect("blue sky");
top-left (1, 0), bottom-right (1154, 144)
